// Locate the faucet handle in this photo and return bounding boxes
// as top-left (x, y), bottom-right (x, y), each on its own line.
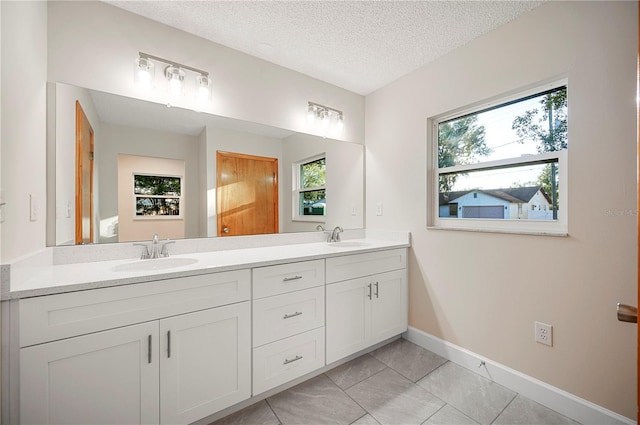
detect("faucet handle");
top-left (160, 239), bottom-right (175, 257)
top-left (133, 243), bottom-right (151, 259)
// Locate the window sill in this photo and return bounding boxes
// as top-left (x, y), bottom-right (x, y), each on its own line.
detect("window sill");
top-left (292, 217), bottom-right (326, 223)
top-left (427, 223), bottom-right (568, 237)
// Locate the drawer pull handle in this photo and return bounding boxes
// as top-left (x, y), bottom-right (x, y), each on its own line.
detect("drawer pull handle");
top-left (283, 355), bottom-right (303, 365)
top-left (283, 275), bottom-right (303, 282)
top-left (367, 283), bottom-right (372, 300)
top-left (283, 311), bottom-right (303, 319)
top-left (167, 331), bottom-right (171, 358)
top-left (374, 282), bottom-right (379, 298)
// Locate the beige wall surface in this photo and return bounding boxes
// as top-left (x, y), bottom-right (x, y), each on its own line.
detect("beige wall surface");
top-left (365, 1), bottom-right (637, 419)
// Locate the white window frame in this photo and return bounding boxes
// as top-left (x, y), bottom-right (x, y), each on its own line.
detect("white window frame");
top-left (292, 153), bottom-right (326, 223)
top-left (133, 172), bottom-right (184, 220)
top-left (427, 79), bottom-right (568, 236)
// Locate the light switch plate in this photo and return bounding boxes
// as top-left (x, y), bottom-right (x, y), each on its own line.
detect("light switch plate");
top-left (30, 194), bottom-right (37, 222)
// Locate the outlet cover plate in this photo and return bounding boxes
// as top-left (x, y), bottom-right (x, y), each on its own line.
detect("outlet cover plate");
top-left (535, 321), bottom-right (553, 346)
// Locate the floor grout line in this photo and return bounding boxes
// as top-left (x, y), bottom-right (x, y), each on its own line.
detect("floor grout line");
top-left (489, 393), bottom-right (518, 425)
top-left (264, 398), bottom-right (283, 425)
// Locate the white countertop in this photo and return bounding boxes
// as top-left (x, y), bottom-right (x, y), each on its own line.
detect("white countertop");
top-left (3, 238), bottom-right (409, 300)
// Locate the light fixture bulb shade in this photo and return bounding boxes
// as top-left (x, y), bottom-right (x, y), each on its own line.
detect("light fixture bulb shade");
top-left (336, 114), bottom-right (345, 132)
top-left (321, 109), bottom-right (330, 128)
top-left (195, 75), bottom-right (212, 103)
top-left (307, 104), bottom-right (316, 124)
top-left (134, 57), bottom-right (154, 89)
top-left (165, 65), bottom-right (185, 96)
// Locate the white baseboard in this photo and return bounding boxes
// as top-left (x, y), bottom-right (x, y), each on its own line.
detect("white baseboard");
top-left (404, 326), bottom-right (635, 425)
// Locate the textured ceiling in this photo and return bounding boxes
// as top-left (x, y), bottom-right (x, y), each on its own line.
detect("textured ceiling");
top-left (108, 1), bottom-right (543, 96)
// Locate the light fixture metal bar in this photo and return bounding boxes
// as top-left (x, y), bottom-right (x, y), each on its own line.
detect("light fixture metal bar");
top-left (139, 51), bottom-right (209, 77)
top-left (308, 101), bottom-right (343, 116)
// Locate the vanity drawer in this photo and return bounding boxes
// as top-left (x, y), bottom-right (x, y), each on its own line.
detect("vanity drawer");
top-left (252, 259), bottom-right (325, 299)
top-left (19, 269), bottom-right (251, 347)
top-left (253, 286), bottom-right (324, 347)
top-left (326, 248), bottom-right (406, 284)
top-left (252, 327), bottom-right (325, 395)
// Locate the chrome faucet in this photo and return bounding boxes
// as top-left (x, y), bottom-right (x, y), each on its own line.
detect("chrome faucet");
top-left (329, 226), bottom-right (343, 243)
top-left (134, 233), bottom-right (175, 259)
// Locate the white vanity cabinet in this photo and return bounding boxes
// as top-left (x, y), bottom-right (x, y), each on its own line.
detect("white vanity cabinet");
top-left (21, 321), bottom-right (161, 425)
top-left (251, 260), bottom-right (325, 395)
top-left (18, 269), bottom-right (251, 425)
top-left (12, 241), bottom-right (410, 425)
top-left (325, 249), bottom-right (407, 364)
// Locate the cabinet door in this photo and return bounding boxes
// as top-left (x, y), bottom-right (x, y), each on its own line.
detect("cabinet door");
top-left (371, 269), bottom-right (408, 344)
top-left (20, 322), bottom-right (159, 425)
top-left (326, 276), bottom-right (372, 364)
top-left (160, 302), bottom-right (251, 425)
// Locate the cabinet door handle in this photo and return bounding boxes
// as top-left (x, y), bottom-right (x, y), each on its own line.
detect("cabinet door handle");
top-left (167, 331), bottom-right (171, 358)
top-left (148, 335), bottom-right (152, 364)
top-left (283, 275), bottom-right (303, 282)
top-left (283, 355), bottom-right (303, 365)
top-left (367, 283), bottom-right (372, 300)
top-left (374, 282), bottom-right (379, 298)
top-left (283, 311), bottom-right (303, 319)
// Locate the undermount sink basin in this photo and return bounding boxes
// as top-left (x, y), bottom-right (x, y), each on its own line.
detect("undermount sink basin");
top-left (328, 241), bottom-right (371, 248)
top-left (111, 257), bottom-right (199, 272)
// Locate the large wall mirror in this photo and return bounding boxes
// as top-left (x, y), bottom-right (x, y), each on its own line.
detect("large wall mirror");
top-left (49, 82), bottom-right (364, 246)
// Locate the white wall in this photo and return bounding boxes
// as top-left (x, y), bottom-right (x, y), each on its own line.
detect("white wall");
top-left (366, 1), bottom-right (637, 419)
top-left (0, 1), bottom-right (47, 262)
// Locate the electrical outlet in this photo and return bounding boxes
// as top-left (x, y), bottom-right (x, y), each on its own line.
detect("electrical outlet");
top-left (376, 203), bottom-right (383, 216)
top-left (534, 321), bottom-right (553, 346)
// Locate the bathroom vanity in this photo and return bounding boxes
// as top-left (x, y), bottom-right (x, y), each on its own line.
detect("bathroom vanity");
top-left (2, 234), bottom-right (408, 425)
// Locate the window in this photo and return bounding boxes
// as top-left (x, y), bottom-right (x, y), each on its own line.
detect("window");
top-left (428, 80), bottom-right (567, 235)
top-left (293, 154), bottom-right (326, 221)
top-left (134, 174), bottom-right (182, 217)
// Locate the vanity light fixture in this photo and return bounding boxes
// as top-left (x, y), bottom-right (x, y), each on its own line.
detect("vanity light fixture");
top-left (307, 101), bottom-right (344, 132)
top-left (135, 52), bottom-right (212, 103)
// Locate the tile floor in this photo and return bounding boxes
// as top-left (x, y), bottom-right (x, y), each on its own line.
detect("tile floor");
top-left (212, 338), bottom-right (580, 425)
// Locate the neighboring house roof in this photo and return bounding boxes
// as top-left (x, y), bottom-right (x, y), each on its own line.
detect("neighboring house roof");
top-left (439, 186), bottom-right (552, 206)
